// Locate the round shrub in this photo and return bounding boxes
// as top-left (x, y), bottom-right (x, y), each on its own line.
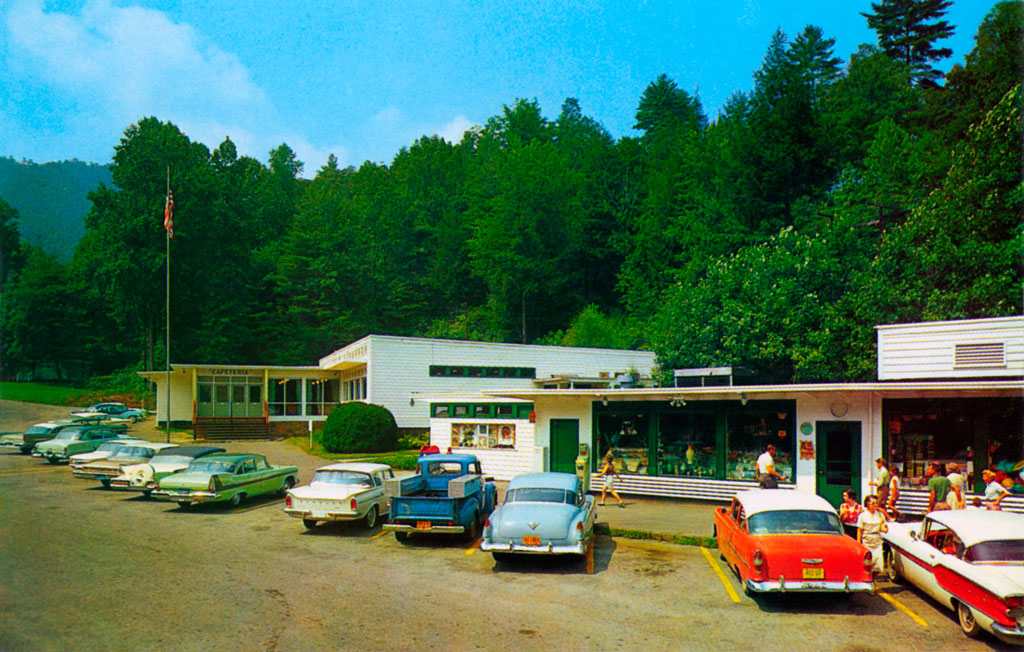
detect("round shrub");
top-left (319, 402), bottom-right (398, 454)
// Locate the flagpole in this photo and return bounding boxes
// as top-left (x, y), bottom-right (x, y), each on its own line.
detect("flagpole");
top-left (165, 166), bottom-right (171, 444)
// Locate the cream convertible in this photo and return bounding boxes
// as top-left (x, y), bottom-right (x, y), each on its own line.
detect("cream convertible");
top-left (883, 510), bottom-right (1024, 644)
top-left (284, 463), bottom-right (394, 529)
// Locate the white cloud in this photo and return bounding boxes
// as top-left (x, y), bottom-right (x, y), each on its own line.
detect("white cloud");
top-left (436, 115), bottom-right (475, 144)
top-left (3, 0), bottom-right (338, 177)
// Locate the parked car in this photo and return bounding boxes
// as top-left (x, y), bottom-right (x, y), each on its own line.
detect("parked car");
top-left (1, 421), bottom-right (80, 454)
top-left (713, 489), bottom-right (874, 595)
top-left (480, 472), bottom-right (596, 563)
top-left (32, 425), bottom-right (130, 463)
top-left (152, 453), bottom-right (298, 508)
top-left (110, 445), bottom-right (226, 497)
top-left (68, 438), bottom-right (147, 468)
top-left (883, 510), bottom-right (1024, 644)
top-left (71, 442), bottom-right (177, 487)
top-left (284, 462), bottom-right (395, 529)
top-left (71, 402), bottom-right (147, 422)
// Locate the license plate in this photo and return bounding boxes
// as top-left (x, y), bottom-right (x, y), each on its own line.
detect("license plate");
top-left (111, 480), bottom-right (128, 487)
top-left (802, 567), bottom-right (825, 580)
top-left (522, 535), bottom-right (541, 546)
top-left (311, 512), bottom-right (327, 519)
top-left (415, 521), bottom-right (431, 530)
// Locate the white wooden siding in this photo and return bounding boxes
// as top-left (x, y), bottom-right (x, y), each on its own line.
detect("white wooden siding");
top-left (332, 335), bottom-right (656, 429)
top-left (877, 316), bottom-right (1024, 380)
top-left (429, 418), bottom-right (536, 480)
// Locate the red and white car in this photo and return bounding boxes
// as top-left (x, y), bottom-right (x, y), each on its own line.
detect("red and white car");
top-left (883, 510), bottom-right (1024, 644)
top-left (714, 489), bottom-right (874, 594)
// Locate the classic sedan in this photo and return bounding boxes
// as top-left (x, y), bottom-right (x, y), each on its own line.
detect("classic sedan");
top-left (68, 438), bottom-right (146, 467)
top-left (152, 453), bottom-right (298, 508)
top-left (32, 425), bottom-right (129, 463)
top-left (284, 462), bottom-right (394, 529)
top-left (71, 402), bottom-right (148, 422)
top-left (714, 489), bottom-right (874, 594)
top-left (883, 510), bottom-right (1024, 644)
top-left (1, 421), bottom-right (79, 454)
top-left (480, 472), bottom-right (596, 562)
top-left (110, 445), bottom-right (226, 497)
top-left (71, 442), bottom-right (177, 487)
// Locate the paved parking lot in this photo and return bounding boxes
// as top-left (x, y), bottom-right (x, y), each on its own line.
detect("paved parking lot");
top-left (0, 402), bottom-right (1016, 651)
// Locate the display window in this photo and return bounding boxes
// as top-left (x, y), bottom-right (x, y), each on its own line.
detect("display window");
top-left (725, 407), bottom-right (795, 482)
top-left (884, 397), bottom-right (1023, 493)
top-left (597, 413), bottom-right (650, 475)
top-left (451, 423), bottom-right (516, 449)
top-left (658, 412), bottom-right (718, 477)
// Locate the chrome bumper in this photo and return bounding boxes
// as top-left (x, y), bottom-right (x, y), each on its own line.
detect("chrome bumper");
top-left (151, 490), bottom-right (221, 503)
top-left (480, 538), bottom-right (587, 555)
top-left (991, 622), bottom-right (1024, 645)
top-left (284, 508), bottom-right (361, 522)
top-left (383, 523), bottom-right (465, 534)
top-left (108, 479), bottom-right (153, 492)
top-left (745, 577), bottom-right (874, 593)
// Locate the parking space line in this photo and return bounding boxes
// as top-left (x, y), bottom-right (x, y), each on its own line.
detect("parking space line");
top-left (877, 590), bottom-right (929, 628)
top-left (371, 529), bottom-right (389, 539)
top-left (700, 546), bottom-right (741, 603)
top-left (232, 499), bottom-right (284, 514)
top-left (465, 538), bottom-right (481, 555)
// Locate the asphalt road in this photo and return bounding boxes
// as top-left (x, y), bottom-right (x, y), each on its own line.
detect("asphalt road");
top-left (0, 401), bottom-right (1014, 651)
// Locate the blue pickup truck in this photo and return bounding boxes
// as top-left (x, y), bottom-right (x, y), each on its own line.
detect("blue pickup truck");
top-left (383, 454), bottom-right (497, 542)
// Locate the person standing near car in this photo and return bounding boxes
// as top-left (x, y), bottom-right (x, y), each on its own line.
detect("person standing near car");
top-left (839, 488), bottom-right (863, 538)
top-left (597, 451), bottom-right (624, 507)
top-left (926, 461), bottom-right (951, 512)
top-left (756, 444), bottom-right (781, 488)
top-left (857, 495), bottom-right (888, 574)
top-left (870, 458), bottom-right (891, 506)
top-left (983, 469), bottom-right (1010, 510)
top-left (945, 462), bottom-right (965, 510)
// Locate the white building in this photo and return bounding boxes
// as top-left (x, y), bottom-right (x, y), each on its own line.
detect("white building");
top-left (424, 317), bottom-right (1024, 514)
top-left (140, 335), bottom-right (657, 439)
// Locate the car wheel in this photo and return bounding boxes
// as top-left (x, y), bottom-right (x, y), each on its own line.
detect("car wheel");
top-left (884, 548), bottom-right (902, 584)
top-left (100, 478), bottom-right (111, 488)
top-left (364, 505), bottom-right (379, 529)
top-left (957, 602), bottom-right (981, 638)
top-left (279, 477), bottom-right (295, 496)
top-left (302, 518), bottom-right (318, 530)
top-left (229, 493), bottom-right (244, 507)
top-left (177, 501), bottom-right (191, 509)
top-left (142, 489), bottom-right (152, 499)
top-left (46, 457), bottom-right (59, 465)
top-left (465, 516), bottom-right (478, 542)
top-left (19, 446), bottom-right (31, 455)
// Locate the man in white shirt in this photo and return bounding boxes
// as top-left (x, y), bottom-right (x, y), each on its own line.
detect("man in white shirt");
top-left (757, 444), bottom-right (781, 488)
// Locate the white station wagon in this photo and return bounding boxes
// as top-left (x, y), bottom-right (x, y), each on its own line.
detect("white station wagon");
top-left (284, 463), bottom-right (395, 530)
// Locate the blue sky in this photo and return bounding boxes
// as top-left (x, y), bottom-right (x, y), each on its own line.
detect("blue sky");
top-left (1, 0), bottom-right (997, 177)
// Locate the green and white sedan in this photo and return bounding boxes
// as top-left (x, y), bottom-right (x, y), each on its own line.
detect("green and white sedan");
top-left (32, 425), bottom-right (129, 463)
top-left (152, 453), bottom-right (298, 508)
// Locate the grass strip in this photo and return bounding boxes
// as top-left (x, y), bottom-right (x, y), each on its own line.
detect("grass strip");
top-left (594, 522), bottom-right (717, 549)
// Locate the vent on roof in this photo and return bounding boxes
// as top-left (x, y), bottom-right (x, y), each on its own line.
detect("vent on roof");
top-left (954, 343), bottom-right (1005, 368)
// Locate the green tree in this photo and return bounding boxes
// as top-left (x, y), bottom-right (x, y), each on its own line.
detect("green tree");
top-left (863, 0), bottom-right (955, 87)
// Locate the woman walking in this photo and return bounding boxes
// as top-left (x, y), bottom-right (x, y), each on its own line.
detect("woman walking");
top-left (597, 451), bottom-right (624, 507)
top-left (857, 495), bottom-right (889, 575)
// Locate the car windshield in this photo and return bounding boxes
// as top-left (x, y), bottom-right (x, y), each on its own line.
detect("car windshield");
top-left (110, 446), bottom-right (153, 459)
top-left (505, 488), bottom-right (576, 505)
top-left (964, 540), bottom-right (1024, 563)
top-left (150, 455), bottom-right (194, 465)
top-left (186, 460), bottom-right (236, 474)
top-left (312, 470), bottom-right (372, 485)
top-left (52, 430), bottom-right (83, 440)
top-left (748, 510), bottom-right (843, 535)
top-left (96, 441), bottom-right (128, 452)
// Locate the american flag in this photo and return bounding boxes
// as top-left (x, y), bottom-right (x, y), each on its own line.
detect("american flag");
top-left (164, 189), bottom-right (174, 239)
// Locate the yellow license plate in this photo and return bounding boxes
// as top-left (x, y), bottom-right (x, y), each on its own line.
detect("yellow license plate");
top-left (415, 521), bottom-right (431, 530)
top-left (802, 567), bottom-right (825, 580)
top-left (522, 535), bottom-right (541, 546)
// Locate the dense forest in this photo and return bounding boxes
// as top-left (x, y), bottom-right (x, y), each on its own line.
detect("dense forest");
top-left (1, 1), bottom-right (1021, 385)
top-left (0, 158), bottom-right (112, 262)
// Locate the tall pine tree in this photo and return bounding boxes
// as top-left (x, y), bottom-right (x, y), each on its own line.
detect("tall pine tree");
top-left (863, 0), bottom-right (955, 87)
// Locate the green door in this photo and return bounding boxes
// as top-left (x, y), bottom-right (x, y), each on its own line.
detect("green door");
top-left (815, 421), bottom-right (861, 508)
top-left (550, 419), bottom-right (580, 474)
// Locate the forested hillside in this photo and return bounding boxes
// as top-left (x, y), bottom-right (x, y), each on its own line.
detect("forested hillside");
top-left (1, 1), bottom-right (1020, 384)
top-left (0, 158), bottom-right (112, 261)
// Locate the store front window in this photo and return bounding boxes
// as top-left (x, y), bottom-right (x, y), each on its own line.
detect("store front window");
top-left (885, 397), bottom-right (1023, 492)
top-left (726, 406), bottom-right (795, 482)
top-left (268, 378), bottom-right (301, 416)
top-left (305, 378), bottom-right (339, 416)
top-left (658, 412), bottom-right (718, 477)
top-left (597, 412), bottom-right (650, 475)
top-left (196, 374), bottom-right (263, 418)
top-left (451, 423), bottom-right (516, 449)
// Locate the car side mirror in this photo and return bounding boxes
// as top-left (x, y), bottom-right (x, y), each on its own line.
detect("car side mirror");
top-left (909, 530), bottom-right (918, 541)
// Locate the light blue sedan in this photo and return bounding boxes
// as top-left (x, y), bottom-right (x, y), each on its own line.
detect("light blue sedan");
top-left (481, 472), bottom-right (596, 563)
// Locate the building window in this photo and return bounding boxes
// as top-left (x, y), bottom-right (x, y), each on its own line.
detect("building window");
top-left (658, 412), bottom-right (718, 478)
top-left (305, 378), bottom-right (339, 416)
top-left (428, 365), bottom-right (536, 379)
top-left (597, 413), bottom-right (650, 475)
top-left (343, 376), bottom-right (366, 401)
top-left (725, 405), bottom-right (794, 482)
top-left (433, 405), bottom-right (450, 418)
top-left (268, 378), bottom-right (301, 416)
top-left (451, 423), bottom-right (516, 449)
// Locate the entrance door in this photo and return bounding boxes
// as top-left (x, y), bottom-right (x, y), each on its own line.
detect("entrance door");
top-left (815, 421), bottom-right (861, 508)
top-left (550, 419), bottom-right (580, 474)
